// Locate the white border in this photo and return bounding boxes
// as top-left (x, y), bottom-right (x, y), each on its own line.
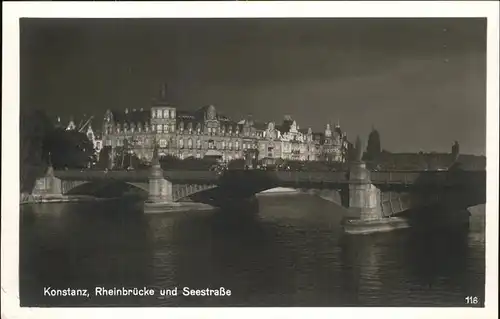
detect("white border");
top-left (2, 2), bottom-right (499, 319)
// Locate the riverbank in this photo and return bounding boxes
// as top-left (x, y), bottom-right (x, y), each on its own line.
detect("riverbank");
top-left (143, 201), bottom-right (217, 214)
top-left (257, 187), bottom-right (300, 196)
top-left (20, 193), bottom-right (218, 214)
top-left (20, 194), bottom-right (107, 205)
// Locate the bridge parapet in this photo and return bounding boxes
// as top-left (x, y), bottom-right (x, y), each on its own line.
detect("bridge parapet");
top-left (274, 171), bottom-right (348, 184)
top-left (54, 170), bottom-right (219, 184)
top-left (163, 170), bottom-right (219, 184)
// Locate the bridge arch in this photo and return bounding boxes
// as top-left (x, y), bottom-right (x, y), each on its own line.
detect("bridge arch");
top-left (62, 180), bottom-right (149, 197)
top-left (62, 179), bottom-right (218, 202)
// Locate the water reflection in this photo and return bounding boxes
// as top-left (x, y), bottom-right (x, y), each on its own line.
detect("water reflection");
top-left (20, 196), bottom-right (485, 307)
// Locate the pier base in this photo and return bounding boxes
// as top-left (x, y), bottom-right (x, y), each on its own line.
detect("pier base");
top-left (143, 201), bottom-right (216, 214)
top-left (342, 217), bottom-right (411, 235)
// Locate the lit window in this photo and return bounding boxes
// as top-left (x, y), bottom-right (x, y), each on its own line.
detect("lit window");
top-left (156, 110), bottom-right (162, 119)
top-left (179, 139), bottom-right (184, 148)
top-left (157, 124), bottom-right (162, 133)
top-left (188, 138), bottom-right (193, 149)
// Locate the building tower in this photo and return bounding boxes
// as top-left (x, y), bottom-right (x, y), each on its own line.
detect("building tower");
top-left (66, 116), bottom-right (76, 131)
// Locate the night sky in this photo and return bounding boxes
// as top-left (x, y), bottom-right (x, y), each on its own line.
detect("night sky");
top-left (20, 18), bottom-right (486, 155)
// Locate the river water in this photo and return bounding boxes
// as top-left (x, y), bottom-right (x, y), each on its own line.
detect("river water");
top-left (19, 194), bottom-right (485, 307)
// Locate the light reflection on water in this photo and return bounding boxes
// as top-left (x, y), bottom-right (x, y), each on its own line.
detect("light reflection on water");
top-left (20, 194), bottom-right (485, 307)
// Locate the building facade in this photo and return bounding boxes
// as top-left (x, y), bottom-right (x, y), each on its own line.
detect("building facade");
top-left (322, 123), bottom-right (349, 162)
top-left (96, 86), bottom-right (348, 166)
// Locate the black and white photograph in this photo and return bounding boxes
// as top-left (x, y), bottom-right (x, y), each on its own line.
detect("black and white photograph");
top-left (2, 2), bottom-right (499, 319)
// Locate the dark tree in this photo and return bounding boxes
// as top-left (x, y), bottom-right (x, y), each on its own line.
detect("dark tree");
top-left (227, 158), bottom-right (245, 170)
top-left (43, 128), bottom-right (94, 169)
top-left (20, 109), bottom-right (53, 193)
top-left (354, 136), bottom-right (363, 162)
top-left (365, 128), bottom-right (381, 161)
top-left (97, 146), bottom-right (112, 170)
top-left (159, 154), bottom-right (181, 170)
top-left (451, 141), bottom-right (460, 161)
top-left (345, 141), bottom-right (357, 162)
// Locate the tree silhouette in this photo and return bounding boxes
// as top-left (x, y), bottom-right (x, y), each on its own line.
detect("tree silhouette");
top-left (43, 128), bottom-right (94, 169)
top-left (20, 109), bottom-right (53, 193)
top-left (365, 127), bottom-right (381, 161)
top-left (354, 136), bottom-right (363, 162)
top-left (97, 146), bottom-right (112, 169)
top-left (451, 141), bottom-right (460, 162)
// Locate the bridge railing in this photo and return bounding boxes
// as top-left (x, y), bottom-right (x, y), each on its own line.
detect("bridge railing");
top-left (370, 171), bottom-right (449, 185)
top-left (275, 171), bottom-right (349, 184)
top-left (54, 170), bottom-right (219, 183)
top-left (163, 170), bottom-right (219, 183)
top-left (369, 170), bottom-right (485, 186)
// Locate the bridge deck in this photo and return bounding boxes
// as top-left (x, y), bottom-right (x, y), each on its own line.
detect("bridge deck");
top-left (54, 169), bottom-right (485, 187)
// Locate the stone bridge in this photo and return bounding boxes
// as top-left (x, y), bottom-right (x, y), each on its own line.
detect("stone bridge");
top-left (217, 166), bottom-right (486, 213)
top-left (32, 167), bottom-right (219, 203)
top-left (32, 160), bottom-right (486, 234)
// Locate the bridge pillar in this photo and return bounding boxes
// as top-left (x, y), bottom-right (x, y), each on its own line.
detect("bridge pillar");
top-left (31, 165), bottom-right (63, 198)
top-left (342, 161), bottom-right (412, 234)
top-left (148, 162), bottom-right (173, 203)
top-left (347, 161), bottom-right (382, 220)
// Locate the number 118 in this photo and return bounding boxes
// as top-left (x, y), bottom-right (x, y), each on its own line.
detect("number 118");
top-left (465, 296), bottom-right (479, 304)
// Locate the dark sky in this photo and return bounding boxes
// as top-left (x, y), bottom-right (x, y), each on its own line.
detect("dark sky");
top-left (20, 18), bottom-right (486, 155)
